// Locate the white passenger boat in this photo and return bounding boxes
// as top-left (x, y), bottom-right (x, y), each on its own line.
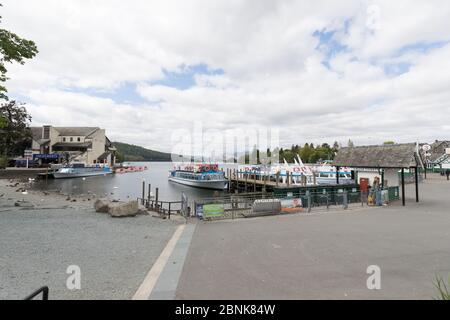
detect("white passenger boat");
top-left (53, 163), bottom-right (112, 179)
top-left (168, 164), bottom-right (227, 190)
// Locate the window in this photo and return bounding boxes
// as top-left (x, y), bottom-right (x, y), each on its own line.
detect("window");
top-left (63, 137), bottom-right (66, 142)
top-left (70, 137), bottom-right (73, 142)
top-left (77, 137), bottom-right (81, 142)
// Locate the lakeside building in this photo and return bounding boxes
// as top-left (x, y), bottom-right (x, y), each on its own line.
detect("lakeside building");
top-left (427, 140), bottom-right (450, 172)
top-left (30, 126), bottom-right (116, 165)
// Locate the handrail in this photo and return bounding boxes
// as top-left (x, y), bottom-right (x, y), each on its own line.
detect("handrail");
top-left (24, 286), bottom-right (49, 300)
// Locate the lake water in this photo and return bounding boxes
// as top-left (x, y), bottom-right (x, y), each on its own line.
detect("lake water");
top-left (32, 162), bottom-right (228, 202)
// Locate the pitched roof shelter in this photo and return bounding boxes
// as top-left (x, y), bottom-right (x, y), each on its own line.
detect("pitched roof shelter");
top-left (334, 143), bottom-right (424, 206)
top-left (334, 143), bottom-right (424, 169)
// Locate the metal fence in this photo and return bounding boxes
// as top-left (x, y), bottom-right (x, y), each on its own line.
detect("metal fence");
top-left (192, 190), bottom-right (381, 221)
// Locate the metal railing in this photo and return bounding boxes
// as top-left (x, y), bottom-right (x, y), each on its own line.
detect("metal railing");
top-left (137, 198), bottom-right (182, 219)
top-left (193, 190), bottom-right (383, 221)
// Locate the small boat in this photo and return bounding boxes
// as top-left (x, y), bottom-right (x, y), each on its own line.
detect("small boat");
top-left (113, 164), bottom-right (148, 174)
top-left (169, 164), bottom-right (227, 190)
top-left (53, 163), bottom-right (112, 179)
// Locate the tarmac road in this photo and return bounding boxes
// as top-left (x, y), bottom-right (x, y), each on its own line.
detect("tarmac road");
top-left (175, 175), bottom-right (450, 299)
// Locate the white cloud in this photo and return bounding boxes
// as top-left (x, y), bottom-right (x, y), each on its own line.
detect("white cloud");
top-left (1, 0), bottom-right (450, 151)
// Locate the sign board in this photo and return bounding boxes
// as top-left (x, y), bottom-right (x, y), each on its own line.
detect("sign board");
top-left (422, 144), bottom-right (431, 152)
top-left (24, 150), bottom-right (33, 160)
top-left (280, 198), bottom-right (303, 213)
top-left (196, 204), bottom-right (204, 218)
top-left (202, 204), bottom-right (225, 218)
top-left (446, 148), bottom-right (450, 155)
top-left (33, 154), bottom-right (59, 160)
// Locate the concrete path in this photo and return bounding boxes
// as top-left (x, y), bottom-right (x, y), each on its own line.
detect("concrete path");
top-left (0, 208), bottom-right (180, 300)
top-left (175, 175), bottom-right (450, 299)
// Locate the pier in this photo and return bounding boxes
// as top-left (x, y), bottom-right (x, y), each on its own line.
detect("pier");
top-left (225, 168), bottom-right (320, 193)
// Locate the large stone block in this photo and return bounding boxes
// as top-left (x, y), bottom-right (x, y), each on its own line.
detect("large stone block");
top-left (94, 198), bottom-right (110, 213)
top-left (108, 200), bottom-right (139, 217)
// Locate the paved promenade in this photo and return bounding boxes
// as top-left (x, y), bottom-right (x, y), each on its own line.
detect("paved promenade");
top-left (175, 174), bottom-right (450, 299)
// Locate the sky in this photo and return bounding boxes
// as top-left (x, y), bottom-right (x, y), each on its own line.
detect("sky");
top-left (2, 0), bottom-right (450, 152)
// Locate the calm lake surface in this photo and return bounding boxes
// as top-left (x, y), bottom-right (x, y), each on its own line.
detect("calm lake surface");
top-left (32, 162), bottom-right (228, 202)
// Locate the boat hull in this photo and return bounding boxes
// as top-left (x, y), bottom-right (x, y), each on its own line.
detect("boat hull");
top-left (53, 170), bottom-right (112, 179)
top-left (168, 176), bottom-right (227, 190)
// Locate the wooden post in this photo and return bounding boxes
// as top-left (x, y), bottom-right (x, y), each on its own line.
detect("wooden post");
top-left (228, 169), bottom-right (231, 192)
top-left (141, 180), bottom-right (145, 205)
top-left (253, 174), bottom-right (257, 192)
top-left (287, 171), bottom-right (290, 187)
top-left (263, 174), bottom-right (267, 192)
top-left (168, 202), bottom-right (171, 219)
top-left (415, 166), bottom-right (419, 203)
top-left (336, 166), bottom-right (340, 185)
top-left (313, 172), bottom-right (316, 185)
top-left (155, 187), bottom-right (159, 212)
top-left (147, 184), bottom-right (151, 201)
top-left (401, 168), bottom-right (405, 206)
top-left (276, 172), bottom-right (280, 187)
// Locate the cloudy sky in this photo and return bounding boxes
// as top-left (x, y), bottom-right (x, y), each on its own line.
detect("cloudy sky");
top-left (2, 0), bottom-right (450, 152)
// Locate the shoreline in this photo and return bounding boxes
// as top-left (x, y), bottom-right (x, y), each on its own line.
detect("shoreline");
top-left (0, 178), bottom-right (95, 212)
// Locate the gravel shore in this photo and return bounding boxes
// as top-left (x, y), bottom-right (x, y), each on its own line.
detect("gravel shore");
top-left (0, 179), bottom-right (182, 300)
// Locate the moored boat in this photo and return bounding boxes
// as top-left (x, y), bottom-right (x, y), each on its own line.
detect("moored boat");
top-left (53, 163), bottom-right (112, 179)
top-left (168, 164), bottom-right (227, 190)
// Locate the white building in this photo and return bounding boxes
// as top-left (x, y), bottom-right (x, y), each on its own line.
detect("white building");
top-left (30, 126), bottom-right (116, 165)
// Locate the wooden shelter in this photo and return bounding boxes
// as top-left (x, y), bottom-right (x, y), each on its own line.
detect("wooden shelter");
top-left (334, 143), bottom-right (424, 206)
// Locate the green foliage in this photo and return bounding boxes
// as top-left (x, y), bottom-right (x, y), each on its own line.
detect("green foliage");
top-left (113, 142), bottom-right (172, 162)
top-left (0, 3), bottom-right (39, 100)
top-left (383, 141), bottom-right (396, 145)
top-left (279, 141), bottom-right (339, 164)
top-left (0, 155), bottom-right (7, 168)
top-left (0, 100), bottom-right (32, 156)
top-left (434, 275), bottom-right (450, 300)
top-left (115, 150), bottom-right (125, 163)
top-left (0, 113), bottom-right (5, 128)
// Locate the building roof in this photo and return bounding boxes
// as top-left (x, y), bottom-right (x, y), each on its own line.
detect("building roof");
top-left (30, 126), bottom-right (100, 141)
top-left (429, 141), bottom-right (450, 162)
top-left (52, 142), bottom-right (92, 148)
top-left (334, 143), bottom-right (423, 169)
top-left (54, 127), bottom-right (99, 137)
top-left (31, 127), bottom-right (43, 142)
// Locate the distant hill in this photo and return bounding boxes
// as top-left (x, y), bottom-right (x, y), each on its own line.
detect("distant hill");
top-left (113, 142), bottom-right (173, 162)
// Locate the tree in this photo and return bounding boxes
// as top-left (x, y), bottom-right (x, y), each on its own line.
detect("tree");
top-left (332, 141), bottom-right (340, 152)
top-left (0, 3), bottom-right (38, 100)
top-left (0, 100), bottom-right (32, 156)
top-left (347, 139), bottom-right (355, 148)
top-left (0, 113), bottom-right (5, 128)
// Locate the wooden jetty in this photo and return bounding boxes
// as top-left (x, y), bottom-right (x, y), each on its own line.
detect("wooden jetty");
top-left (224, 168), bottom-right (311, 193)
